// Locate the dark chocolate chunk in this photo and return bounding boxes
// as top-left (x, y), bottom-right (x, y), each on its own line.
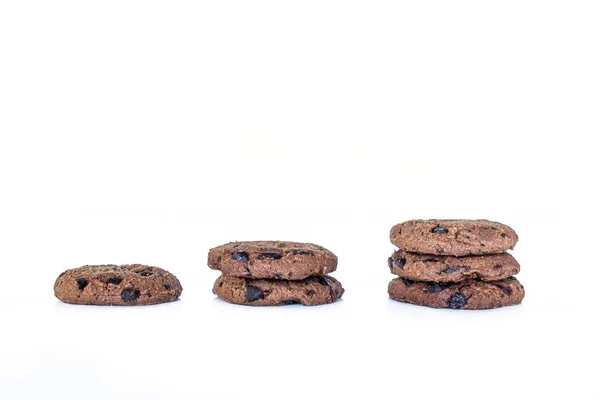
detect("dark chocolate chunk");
top-left (432, 227), bottom-right (449, 234)
top-left (428, 283), bottom-right (448, 293)
top-left (394, 257), bottom-right (406, 269)
top-left (293, 250), bottom-right (314, 256)
top-left (441, 266), bottom-right (464, 274)
top-left (246, 285), bottom-right (264, 302)
top-left (495, 284), bottom-right (512, 296)
top-left (448, 293), bottom-right (467, 309)
top-left (317, 276), bottom-right (332, 286)
top-left (232, 251), bottom-right (250, 263)
top-left (121, 289), bottom-right (140, 302)
top-left (107, 276), bottom-right (123, 285)
top-left (401, 278), bottom-right (415, 286)
top-left (76, 278), bottom-right (88, 290)
top-left (258, 252), bottom-right (283, 260)
top-left (282, 299), bottom-right (300, 305)
top-left (140, 270), bottom-right (153, 277)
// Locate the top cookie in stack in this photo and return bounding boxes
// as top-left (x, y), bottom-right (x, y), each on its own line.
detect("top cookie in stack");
top-left (208, 241), bottom-right (344, 306)
top-left (387, 219), bottom-right (525, 310)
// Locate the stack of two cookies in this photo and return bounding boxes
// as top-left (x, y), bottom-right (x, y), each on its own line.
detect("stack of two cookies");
top-left (387, 219), bottom-right (525, 310)
top-left (208, 241), bottom-right (344, 306)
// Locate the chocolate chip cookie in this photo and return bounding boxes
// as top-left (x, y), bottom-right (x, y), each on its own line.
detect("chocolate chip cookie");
top-left (213, 275), bottom-right (344, 306)
top-left (390, 219), bottom-right (518, 256)
top-left (54, 264), bottom-right (182, 306)
top-left (388, 249), bottom-right (520, 282)
top-left (208, 241), bottom-right (337, 280)
top-left (388, 276), bottom-right (524, 310)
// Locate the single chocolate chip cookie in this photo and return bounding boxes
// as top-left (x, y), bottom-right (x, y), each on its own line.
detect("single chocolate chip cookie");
top-left (54, 264), bottom-right (182, 306)
top-left (208, 241), bottom-right (337, 280)
top-left (388, 276), bottom-right (524, 310)
top-left (390, 219), bottom-right (518, 256)
top-left (388, 249), bottom-right (520, 282)
top-left (213, 275), bottom-right (344, 306)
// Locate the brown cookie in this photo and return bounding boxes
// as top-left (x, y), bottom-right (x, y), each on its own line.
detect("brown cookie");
top-left (54, 264), bottom-right (182, 306)
top-left (208, 241), bottom-right (337, 280)
top-left (213, 275), bottom-right (344, 306)
top-left (390, 219), bottom-right (518, 256)
top-left (388, 276), bottom-right (524, 310)
top-left (388, 249), bottom-right (520, 282)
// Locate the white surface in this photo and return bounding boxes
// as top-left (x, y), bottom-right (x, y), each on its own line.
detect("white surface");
top-left (0, 1), bottom-right (598, 399)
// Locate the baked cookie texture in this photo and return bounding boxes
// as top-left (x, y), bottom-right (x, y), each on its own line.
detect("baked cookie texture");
top-left (388, 277), bottom-right (524, 310)
top-left (54, 264), bottom-right (182, 306)
top-left (388, 249), bottom-right (520, 283)
top-left (213, 275), bottom-right (344, 306)
top-left (208, 241), bottom-right (337, 280)
top-left (390, 219), bottom-right (518, 256)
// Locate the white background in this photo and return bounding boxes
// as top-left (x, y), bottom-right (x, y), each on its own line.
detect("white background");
top-left (1, 1), bottom-right (598, 399)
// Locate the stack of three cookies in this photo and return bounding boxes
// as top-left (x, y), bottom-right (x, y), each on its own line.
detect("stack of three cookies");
top-left (387, 219), bottom-right (525, 310)
top-left (208, 241), bottom-right (344, 306)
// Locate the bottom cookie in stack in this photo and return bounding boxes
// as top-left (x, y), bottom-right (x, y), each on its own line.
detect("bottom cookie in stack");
top-left (208, 241), bottom-right (344, 306)
top-left (387, 250), bottom-right (524, 310)
top-left (213, 275), bottom-right (344, 306)
top-left (388, 277), bottom-right (524, 310)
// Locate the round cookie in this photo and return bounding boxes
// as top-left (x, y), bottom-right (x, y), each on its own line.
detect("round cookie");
top-left (208, 241), bottom-right (337, 280)
top-left (388, 249), bottom-right (520, 282)
top-left (54, 264), bottom-right (182, 306)
top-left (390, 219), bottom-right (518, 256)
top-left (388, 276), bottom-right (524, 310)
top-left (213, 275), bottom-right (344, 306)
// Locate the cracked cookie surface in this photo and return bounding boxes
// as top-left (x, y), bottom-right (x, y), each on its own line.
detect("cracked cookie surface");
top-left (208, 241), bottom-right (337, 280)
top-left (390, 219), bottom-right (518, 256)
top-left (54, 264), bottom-right (182, 306)
top-left (213, 275), bottom-right (344, 306)
top-left (388, 276), bottom-right (524, 310)
top-left (388, 249), bottom-right (520, 282)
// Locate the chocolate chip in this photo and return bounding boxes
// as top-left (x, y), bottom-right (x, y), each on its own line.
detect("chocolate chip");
top-left (394, 257), bottom-right (406, 269)
top-left (282, 299), bottom-right (300, 305)
top-left (432, 227), bottom-right (448, 234)
top-left (306, 290), bottom-right (315, 296)
top-left (442, 266), bottom-right (464, 274)
top-left (107, 276), bottom-right (123, 285)
top-left (493, 264), bottom-right (502, 270)
top-left (275, 274), bottom-right (283, 279)
top-left (232, 251), bottom-right (249, 263)
top-left (428, 283), bottom-right (448, 293)
top-left (495, 284), bottom-right (512, 296)
top-left (76, 278), bottom-right (88, 290)
top-left (448, 293), bottom-right (467, 309)
top-left (218, 281), bottom-right (223, 287)
top-left (293, 250), bottom-right (314, 256)
top-left (258, 252), bottom-right (283, 260)
top-left (121, 289), bottom-right (140, 302)
top-left (140, 270), bottom-right (153, 277)
top-left (317, 276), bottom-right (331, 286)
top-left (246, 285), bottom-right (264, 302)
top-left (401, 278), bottom-right (415, 286)
top-left (388, 257), bottom-right (394, 269)
top-left (164, 284), bottom-right (171, 290)
top-left (288, 272), bottom-right (293, 278)
top-left (501, 233), bottom-right (508, 238)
